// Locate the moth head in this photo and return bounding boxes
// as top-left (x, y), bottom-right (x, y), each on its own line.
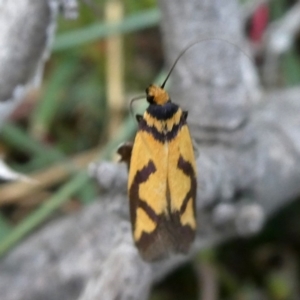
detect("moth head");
top-left (146, 85), bottom-right (170, 106)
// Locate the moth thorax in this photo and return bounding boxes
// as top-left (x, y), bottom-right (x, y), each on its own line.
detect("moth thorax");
top-left (146, 85), bottom-right (170, 106)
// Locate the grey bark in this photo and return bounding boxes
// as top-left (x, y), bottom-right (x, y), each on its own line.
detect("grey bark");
top-left (0, 0), bottom-right (77, 127)
top-left (1, 0), bottom-right (300, 300)
top-left (0, 0), bottom-right (53, 128)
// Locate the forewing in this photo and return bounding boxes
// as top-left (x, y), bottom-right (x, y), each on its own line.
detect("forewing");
top-left (128, 129), bottom-right (171, 260)
top-left (167, 123), bottom-right (197, 252)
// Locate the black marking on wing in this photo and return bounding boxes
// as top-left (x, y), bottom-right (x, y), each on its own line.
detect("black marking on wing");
top-left (129, 160), bottom-right (157, 229)
top-left (136, 212), bottom-right (195, 261)
top-left (131, 155), bottom-right (197, 261)
top-left (139, 115), bottom-right (186, 143)
top-left (177, 155), bottom-right (197, 217)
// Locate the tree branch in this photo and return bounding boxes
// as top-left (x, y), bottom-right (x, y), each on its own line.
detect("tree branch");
top-left (1, 1), bottom-right (300, 300)
top-left (0, 0), bottom-right (77, 127)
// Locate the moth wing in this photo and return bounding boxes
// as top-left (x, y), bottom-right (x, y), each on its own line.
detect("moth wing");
top-left (167, 124), bottom-right (197, 252)
top-left (128, 129), bottom-right (171, 260)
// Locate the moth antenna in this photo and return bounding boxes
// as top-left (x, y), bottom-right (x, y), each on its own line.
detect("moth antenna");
top-left (129, 95), bottom-right (145, 120)
top-left (161, 38), bottom-right (253, 89)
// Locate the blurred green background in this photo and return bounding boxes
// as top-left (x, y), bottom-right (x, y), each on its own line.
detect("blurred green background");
top-left (1, 0), bottom-right (300, 299)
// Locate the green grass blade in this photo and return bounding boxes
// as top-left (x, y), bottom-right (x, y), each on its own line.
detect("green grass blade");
top-left (0, 123), bottom-right (66, 173)
top-left (0, 123), bottom-right (63, 159)
top-left (53, 8), bottom-right (160, 51)
top-left (30, 58), bottom-right (79, 138)
top-left (78, 181), bottom-right (98, 204)
top-left (0, 214), bottom-right (11, 240)
top-left (0, 114), bottom-right (136, 256)
top-left (283, 46), bottom-right (300, 86)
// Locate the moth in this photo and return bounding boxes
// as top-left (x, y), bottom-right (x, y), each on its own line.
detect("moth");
top-left (118, 46), bottom-right (198, 261)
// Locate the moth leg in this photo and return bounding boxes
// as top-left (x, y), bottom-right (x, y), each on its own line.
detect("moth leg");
top-left (117, 142), bottom-right (133, 170)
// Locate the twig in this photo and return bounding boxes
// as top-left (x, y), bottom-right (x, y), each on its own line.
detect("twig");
top-left (262, 2), bottom-right (300, 86)
top-left (0, 147), bottom-right (100, 204)
top-left (105, 0), bottom-right (125, 137)
top-left (198, 263), bottom-right (218, 300)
